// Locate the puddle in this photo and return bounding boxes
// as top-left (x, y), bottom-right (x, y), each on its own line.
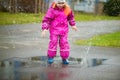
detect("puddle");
top-left (0, 56), bottom-right (107, 80)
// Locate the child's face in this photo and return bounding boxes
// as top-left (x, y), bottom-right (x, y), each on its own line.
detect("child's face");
top-left (56, 2), bottom-right (65, 9)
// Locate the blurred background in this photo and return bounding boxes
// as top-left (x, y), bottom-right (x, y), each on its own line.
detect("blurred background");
top-left (0, 0), bottom-right (119, 15)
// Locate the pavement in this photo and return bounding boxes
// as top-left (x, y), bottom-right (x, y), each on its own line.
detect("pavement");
top-left (0, 20), bottom-right (120, 80)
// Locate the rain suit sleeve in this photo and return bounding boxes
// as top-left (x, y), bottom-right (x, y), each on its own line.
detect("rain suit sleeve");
top-left (67, 11), bottom-right (76, 26)
top-left (42, 8), bottom-right (54, 30)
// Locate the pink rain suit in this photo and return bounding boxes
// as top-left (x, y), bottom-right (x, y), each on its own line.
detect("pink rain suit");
top-left (42, 4), bottom-right (76, 59)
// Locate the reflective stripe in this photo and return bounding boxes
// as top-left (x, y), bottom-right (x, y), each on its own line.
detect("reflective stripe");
top-left (48, 49), bottom-right (57, 51)
top-left (60, 49), bottom-right (70, 51)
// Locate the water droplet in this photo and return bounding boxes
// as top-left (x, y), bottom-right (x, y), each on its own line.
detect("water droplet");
top-left (12, 46), bottom-right (15, 48)
top-left (13, 20), bottom-right (16, 24)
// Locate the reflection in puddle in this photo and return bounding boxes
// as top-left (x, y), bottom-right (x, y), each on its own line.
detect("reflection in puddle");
top-left (0, 56), bottom-right (107, 80)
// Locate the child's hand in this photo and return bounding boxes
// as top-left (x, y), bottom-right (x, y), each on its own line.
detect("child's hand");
top-left (72, 26), bottom-right (78, 31)
top-left (41, 29), bottom-right (48, 38)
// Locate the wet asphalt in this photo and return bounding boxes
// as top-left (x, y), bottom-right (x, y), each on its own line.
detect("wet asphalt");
top-left (0, 20), bottom-right (120, 80)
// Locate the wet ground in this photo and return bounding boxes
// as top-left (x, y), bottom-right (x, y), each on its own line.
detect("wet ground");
top-left (0, 56), bottom-right (120, 80)
top-left (0, 56), bottom-right (108, 80)
top-left (0, 20), bottom-right (120, 80)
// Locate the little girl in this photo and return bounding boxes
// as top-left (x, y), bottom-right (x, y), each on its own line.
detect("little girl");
top-left (41, 0), bottom-right (78, 64)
